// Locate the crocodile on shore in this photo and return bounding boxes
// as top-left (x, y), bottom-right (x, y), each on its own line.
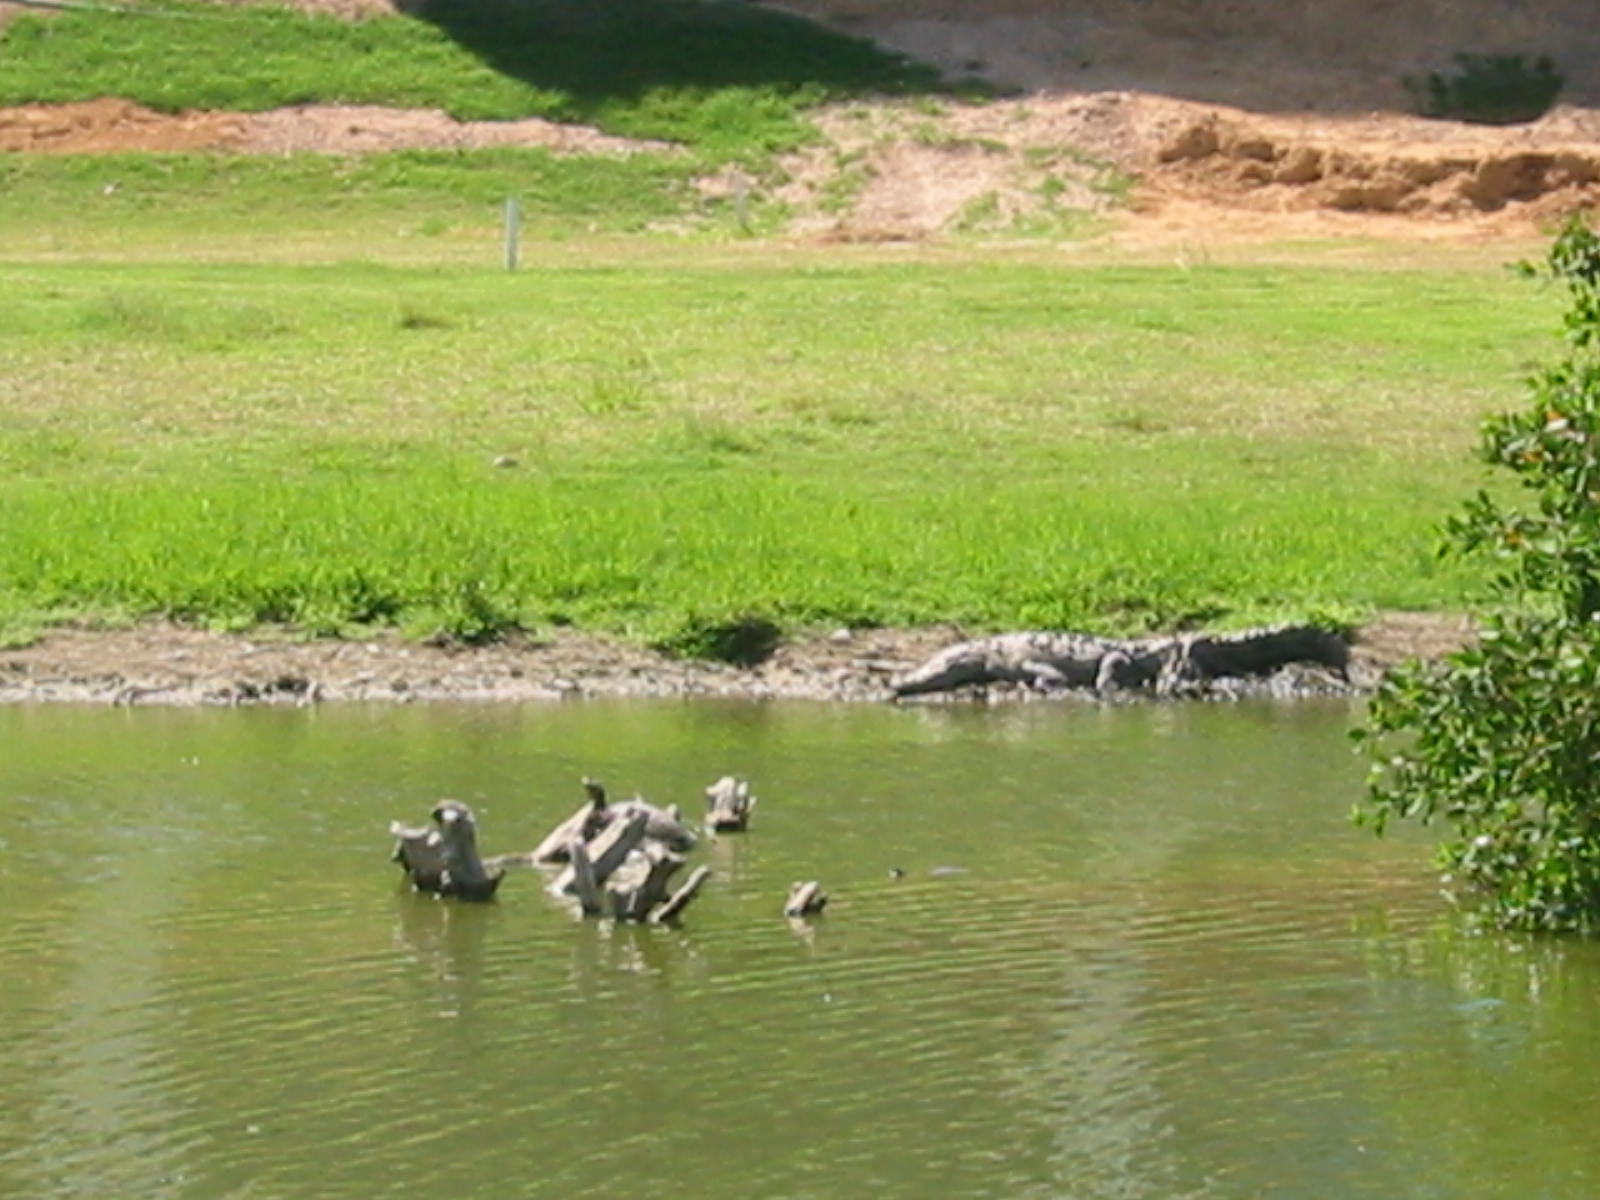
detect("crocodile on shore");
top-left (889, 625), bottom-right (1351, 699)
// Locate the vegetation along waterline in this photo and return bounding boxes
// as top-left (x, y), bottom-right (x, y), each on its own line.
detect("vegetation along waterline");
top-left (1358, 220), bottom-right (1600, 932)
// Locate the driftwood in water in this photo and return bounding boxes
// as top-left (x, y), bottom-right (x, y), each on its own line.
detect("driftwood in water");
top-left (654, 865), bottom-right (712, 924)
top-left (551, 810), bottom-right (649, 897)
top-left (519, 778), bottom-right (610, 866)
top-left (609, 795), bottom-right (698, 852)
top-left (784, 880), bottom-right (828, 918)
top-left (568, 839), bottom-right (602, 916)
top-left (505, 779), bottom-right (697, 875)
top-left (390, 821), bottom-right (446, 891)
top-left (390, 799), bottom-right (504, 902)
top-left (552, 807), bottom-right (713, 923)
top-left (891, 625), bottom-right (1350, 699)
top-left (604, 847), bottom-right (712, 923)
top-left (705, 775), bottom-right (756, 832)
top-left (607, 843), bottom-right (688, 922)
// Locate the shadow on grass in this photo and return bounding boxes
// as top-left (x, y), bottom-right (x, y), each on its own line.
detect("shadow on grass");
top-left (411, 0), bottom-right (943, 111)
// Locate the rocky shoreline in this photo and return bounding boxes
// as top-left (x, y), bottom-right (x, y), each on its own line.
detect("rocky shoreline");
top-left (0, 613), bottom-right (1473, 706)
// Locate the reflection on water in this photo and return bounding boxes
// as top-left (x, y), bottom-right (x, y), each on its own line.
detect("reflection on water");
top-left (2, 699), bottom-right (1600, 1198)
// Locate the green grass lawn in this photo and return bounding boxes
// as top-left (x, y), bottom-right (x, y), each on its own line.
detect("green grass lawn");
top-left (0, 225), bottom-right (1561, 648)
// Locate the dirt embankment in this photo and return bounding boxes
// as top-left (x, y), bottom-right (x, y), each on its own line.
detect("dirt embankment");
top-left (756, 92), bottom-right (1600, 241)
top-left (0, 98), bottom-right (672, 156)
top-left (4, 0), bottom-right (1599, 238)
top-left (12, 90), bottom-right (1599, 242)
top-left (0, 614), bottom-right (1469, 707)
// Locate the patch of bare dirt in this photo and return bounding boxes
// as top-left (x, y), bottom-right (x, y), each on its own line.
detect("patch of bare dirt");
top-left (0, 624), bottom-right (956, 706)
top-left (0, 616), bottom-right (1468, 707)
top-left (1142, 100), bottom-right (1600, 223)
top-left (754, 0), bottom-right (1600, 240)
top-left (13, 94), bottom-right (1596, 243)
top-left (759, 91), bottom-right (1600, 242)
top-left (0, 98), bottom-right (673, 156)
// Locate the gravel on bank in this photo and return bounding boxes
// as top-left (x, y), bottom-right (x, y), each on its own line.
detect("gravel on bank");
top-left (0, 613), bottom-right (1472, 706)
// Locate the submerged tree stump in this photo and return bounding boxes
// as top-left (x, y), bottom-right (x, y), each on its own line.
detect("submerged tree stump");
top-left (522, 777), bottom-right (611, 865)
top-left (389, 799), bottom-right (504, 902)
top-left (705, 775), bottom-right (757, 832)
top-left (609, 795), bottom-right (698, 852)
top-left (653, 865), bottom-right (712, 924)
top-left (784, 880), bottom-right (828, 918)
top-left (551, 810), bottom-right (649, 897)
top-left (390, 820), bottom-right (446, 892)
top-left (538, 796), bottom-right (715, 923)
top-left (508, 779), bottom-right (697, 876)
top-left (607, 843), bottom-right (687, 922)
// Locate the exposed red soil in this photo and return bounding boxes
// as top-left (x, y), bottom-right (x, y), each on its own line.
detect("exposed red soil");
top-left (0, 97), bottom-right (671, 156)
top-left (6, 92), bottom-right (1597, 241)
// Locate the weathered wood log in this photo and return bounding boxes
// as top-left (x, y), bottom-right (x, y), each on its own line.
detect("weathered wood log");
top-left (550, 810), bottom-right (649, 897)
top-left (652, 865), bottom-right (711, 924)
top-left (390, 801), bottom-right (503, 901)
top-left (891, 625), bottom-right (1351, 699)
top-left (607, 843), bottom-right (686, 923)
top-left (784, 880), bottom-right (828, 918)
top-left (705, 775), bottom-right (756, 832)
top-left (499, 780), bottom-right (696, 875)
top-left (521, 777), bottom-right (611, 866)
top-left (568, 837), bottom-right (602, 916)
top-left (390, 821), bottom-right (446, 891)
top-left (432, 800), bottom-right (504, 901)
top-left (609, 795), bottom-right (698, 852)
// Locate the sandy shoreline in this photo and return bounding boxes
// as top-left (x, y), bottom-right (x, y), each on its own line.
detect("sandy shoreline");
top-left (0, 613), bottom-right (1473, 706)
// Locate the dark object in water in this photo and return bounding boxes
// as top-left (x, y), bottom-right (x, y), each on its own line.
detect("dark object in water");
top-left (892, 625), bottom-right (1351, 699)
top-left (390, 799), bottom-right (504, 902)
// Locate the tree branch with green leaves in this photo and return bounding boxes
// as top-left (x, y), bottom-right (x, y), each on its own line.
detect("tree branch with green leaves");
top-left (1356, 217), bottom-right (1600, 931)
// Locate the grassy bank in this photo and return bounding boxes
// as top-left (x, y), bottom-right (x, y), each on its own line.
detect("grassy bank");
top-left (0, 247), bottom-right (1558, 648)
top-left (0, 151), bottom-right (729, 257)
top-left (0, 0), bottom-right (939, 157)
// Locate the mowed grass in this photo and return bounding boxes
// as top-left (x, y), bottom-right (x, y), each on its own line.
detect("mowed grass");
top-left (0, 244), bottom-right (1560, 647)
top-left (0, 151), bottom-right (727, 259)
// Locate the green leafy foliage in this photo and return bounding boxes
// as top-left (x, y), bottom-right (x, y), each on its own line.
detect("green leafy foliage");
top-left (1404, 53), bottom-right (1563, 125)
top-left (1356, 218), bottom-right (1600, 930)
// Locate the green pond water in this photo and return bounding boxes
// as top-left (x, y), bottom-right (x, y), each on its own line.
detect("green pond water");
top-left (3, 699), bottom-right (1600, 1199)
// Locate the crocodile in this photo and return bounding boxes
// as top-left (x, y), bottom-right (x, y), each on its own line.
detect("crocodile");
top-left (890, 625), bottom-right (1350, 699)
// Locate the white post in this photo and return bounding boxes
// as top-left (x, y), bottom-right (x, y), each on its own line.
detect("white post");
top-left (503, 196), bottom-right (520, 271)
top-left (734, 174), bottom-right (750, 233)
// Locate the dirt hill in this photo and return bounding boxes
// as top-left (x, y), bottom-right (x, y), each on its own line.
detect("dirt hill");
top-left (767, 0), bottom-right (1600, 112)
top-left (4, 0), bottom-right (1598, 242)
